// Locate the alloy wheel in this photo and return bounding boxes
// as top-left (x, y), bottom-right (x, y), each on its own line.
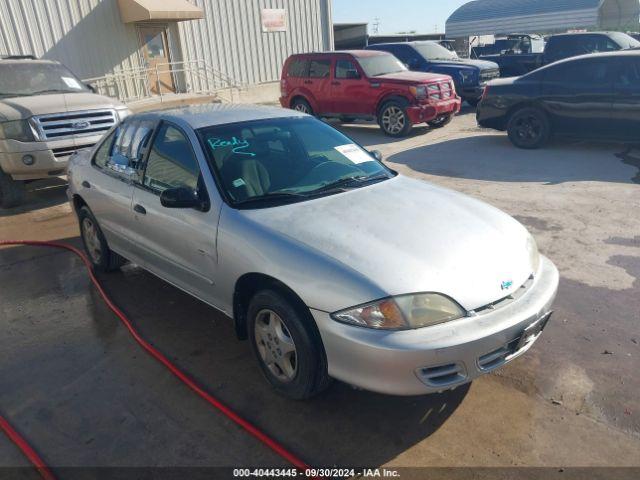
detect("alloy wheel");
top-left (82, 217), bottom-right (102, 264)
top-left (381, 106), bottom-right (406, 134)
top-left (514, 114), bottom-right (542, 143)
top-left (254, 309), bottom-right (298, 382)
top-left (294, 103), bottom-right (309, 114)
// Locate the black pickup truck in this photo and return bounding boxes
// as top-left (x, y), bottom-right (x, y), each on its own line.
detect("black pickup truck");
top-left (478, 31), bottom-right (640, 77)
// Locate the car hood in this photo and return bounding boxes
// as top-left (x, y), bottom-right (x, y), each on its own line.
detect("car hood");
top-left (241, 175), bottom-right (535, 311)
top-left (374, 70), bottom-right (451, 84)
top-left (0, 92), bottom-right (125, 121)
top-left (428, 58), bottom-right (499, 71)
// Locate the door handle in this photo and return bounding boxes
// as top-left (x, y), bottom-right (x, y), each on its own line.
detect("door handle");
top-left (81, 181), bottom-right (91, 189)
top-left (304, 80), bottom-right (313, 85)
top-left (331, 81), bottom-right (341, 86)
top-left (133, 204), bottom-right (146, 215)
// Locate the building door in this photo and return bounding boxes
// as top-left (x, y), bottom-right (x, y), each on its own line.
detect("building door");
top-left (138, 25), bottom-right (175, 95)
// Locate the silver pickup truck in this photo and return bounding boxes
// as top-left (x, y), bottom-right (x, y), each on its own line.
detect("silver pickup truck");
top-left (0, 56), bottom-right (130, 208)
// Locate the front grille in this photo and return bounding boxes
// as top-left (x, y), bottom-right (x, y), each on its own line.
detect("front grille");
top-left (471, 275), bottom-right (534, 316)
top-left (417, 362), bottom-right (466, 388)
top-left (429, 80), bottom-right (454, 100)
top-left (478, 338), bottom-right (520, 371)
top-left (480, 68), bottom-right (500, 83)
top-left (52, 143), bottom-right (95, 159)
top-left (32, 109), bottom-right (117, 141)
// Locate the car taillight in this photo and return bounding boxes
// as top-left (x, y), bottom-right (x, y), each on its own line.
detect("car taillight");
top-left (280, 79), bottom-right (287, 97)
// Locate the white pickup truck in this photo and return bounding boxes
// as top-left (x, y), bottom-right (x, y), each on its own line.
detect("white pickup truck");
top-left (0, 56), bottom-right (130, 208)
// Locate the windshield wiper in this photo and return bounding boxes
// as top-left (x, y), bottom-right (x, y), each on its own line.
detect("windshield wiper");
top-left (31, 89), bottom-right (78, 95)
top-left (312, 174), bottom-right (390, 193)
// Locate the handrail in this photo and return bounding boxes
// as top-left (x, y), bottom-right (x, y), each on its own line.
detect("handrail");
top-left (83, 59), bottom-right (246, 104)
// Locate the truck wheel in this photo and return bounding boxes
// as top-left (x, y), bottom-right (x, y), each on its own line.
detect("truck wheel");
top-left (0, 171), bottom-right (26, 209)
top-left (78, 206), bottom-right (127, 272)
top-left (428, 114), bottom-right (453, 129)
top-left (507, 107), bottom-right (551, 149)
top-left (291, 98), bottom-right (314, 116)
top-left (378, 100), bottom-right (412, 137)
top-left (248, 289), bottom-right (331, 400)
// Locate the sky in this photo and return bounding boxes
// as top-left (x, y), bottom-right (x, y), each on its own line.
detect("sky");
top-left (332, 0), bottom-right (472, 34)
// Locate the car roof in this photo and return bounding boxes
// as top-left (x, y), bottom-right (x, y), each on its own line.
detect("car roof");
top-left (527, 49), bottom-right (640, 75)
top-left (290, 50), bottom-right (389, 58)
top-left (132, 103), bottom-right (308, 130)
top-left (550, 31), bottom-right (618, 38)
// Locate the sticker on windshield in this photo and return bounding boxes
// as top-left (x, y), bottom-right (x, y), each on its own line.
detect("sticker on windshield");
top-left (232, 178), bottom-right (246, 188)
top-left (61, 76), bottom-right (82, 89)
top-left (334, 144), bottom-right (373, 164)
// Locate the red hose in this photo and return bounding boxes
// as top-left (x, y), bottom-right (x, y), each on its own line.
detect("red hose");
top-left (0, 240), bottom-right (312, 479)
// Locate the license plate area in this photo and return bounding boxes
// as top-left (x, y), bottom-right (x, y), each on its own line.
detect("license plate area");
top-left (516, 311), bottom-right (552, 351)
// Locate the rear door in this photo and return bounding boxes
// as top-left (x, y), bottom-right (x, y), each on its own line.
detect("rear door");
top-left (611, 56), bottom-right (640, 140)
top-left (307, 56), bottom-right (333, 114)
top-left (130, 121), bottom-right (221, 306)
top-left (540, 57), bottom-right (615, 137)
top-left (330, 56), bottom-right (370, 115)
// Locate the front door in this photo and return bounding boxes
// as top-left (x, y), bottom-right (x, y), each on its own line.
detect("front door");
top-left (331, 57), bottom-right (369, 115)
top-left (138, 26), bottom-right (175, 95)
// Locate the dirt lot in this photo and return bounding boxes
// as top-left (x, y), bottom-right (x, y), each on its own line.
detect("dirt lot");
top-left (1, 106), bottom-right (639, 476)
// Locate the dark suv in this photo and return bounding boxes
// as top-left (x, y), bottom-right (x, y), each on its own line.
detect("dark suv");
top-left (477, 50), bottom-right (640, 149)
top-left (280, 50), bottom-right (461, 137)
top-left (366, 41), bottom-right (500, 106)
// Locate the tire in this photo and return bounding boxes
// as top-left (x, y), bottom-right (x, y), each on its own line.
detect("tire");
top-left (0, 171), bottom-right (26, 209)
top-left (291, 98), bottom-right (313, 116)
top-left (507, 107), bottom-right (551, 149)
top-left (466, 97), bottom-right (481, 108)
top-left (428, 114), bottom-right (453, 129)
top-left (248, 289), bottom-right (330, 400)
top-left (78, 206), bottom-right (127, 272)
top-left (378, 99), bottom-right (412, 137)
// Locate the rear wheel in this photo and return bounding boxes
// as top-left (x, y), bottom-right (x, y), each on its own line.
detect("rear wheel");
top-left (428, 114), bottom-right (453, 129)
top-left (78, 206), bottom-right (127, 272)
top-left (248, 289), bottom-right (330, 400)
top-left (507, 107), bottom-right (551, 149)
top-left (378, 100), bottom-right (412, 137)
top-left (0, 171), bottom-right (26, 209)
top-left (291, 98), bottom-right (313, 115)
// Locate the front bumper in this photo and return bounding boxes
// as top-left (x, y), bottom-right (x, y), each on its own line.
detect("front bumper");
top-left (311, 255), bottom-right (559, 396)
top-left (406, 98), bottom-right (461, 124)
top-left (0, 136), bottom-right (102, 180)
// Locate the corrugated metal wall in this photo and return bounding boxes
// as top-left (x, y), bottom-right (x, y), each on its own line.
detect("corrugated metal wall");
top-left (178, 0), bottom-right (333, 85)
top-left (0, 0), bottom-right (333, 99)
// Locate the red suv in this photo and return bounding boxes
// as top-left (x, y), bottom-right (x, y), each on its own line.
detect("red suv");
top-left (280, 50), bottom-right (461, 137)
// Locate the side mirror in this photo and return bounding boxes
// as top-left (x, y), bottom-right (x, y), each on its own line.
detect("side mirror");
top-left (370, 150), bottom-right (383, 162)
top-left (160, 187), bottom-right (201, 209)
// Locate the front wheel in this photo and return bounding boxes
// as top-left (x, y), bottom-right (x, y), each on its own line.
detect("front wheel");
top-left (378, 100), bottom-right (412, 137)
top-left (507, 107), bottom-right (551, 149)
top-left (78, 206), bottom-right (127, 272)
top-left (0, 171), bottom-right (26, 209)
top-left (428, 114), bottom-right (453, 129)
top-left (248, 289), bottom-right (330, 400)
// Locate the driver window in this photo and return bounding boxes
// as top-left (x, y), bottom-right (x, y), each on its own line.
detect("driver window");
top-left (335, 60), bottom-right (360, 79)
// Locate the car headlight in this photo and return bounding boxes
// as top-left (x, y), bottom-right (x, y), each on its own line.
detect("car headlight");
top-left (331, 293), bottom-right (466, 330)
top-left (526, 235), bottom-right (540, 273)
top-left (409, 85), bottom-right (427, 100)
top-left (459, 70), bottom-right (475, 85)
top-left (0, 120), bottom-right (36, 142)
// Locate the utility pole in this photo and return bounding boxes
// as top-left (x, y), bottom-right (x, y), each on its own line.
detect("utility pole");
top-left (372, 17), bottom-right (380, 35)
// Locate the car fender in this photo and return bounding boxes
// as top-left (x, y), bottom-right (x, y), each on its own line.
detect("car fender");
top-left (288, 88), bottom-right (319, 112)
top-left (375, 91), bottom-right (413, 116)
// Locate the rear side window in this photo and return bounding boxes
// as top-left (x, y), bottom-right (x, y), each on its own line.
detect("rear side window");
top-left (129, 120), bottom-right (155, 165)
top-left (544, 59), bottom-right (611, 86)
top-left (112, 121), bottom-right (136, 167)
top-left (615, 58), bottom-right (640, 88)
top-left (287, 58), bottom-right (309, 78)
top-left (143, 123), bottom-right (200, 193)
top-left (309, 59), bottom-right (331, 78)
top-left (93, 128), bottom-right (119, 169)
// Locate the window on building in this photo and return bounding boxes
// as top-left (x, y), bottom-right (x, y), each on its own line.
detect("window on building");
top-left (309, 59), bottom-right (331, 78)
top-left (143, 123), bottom-right (200, 193)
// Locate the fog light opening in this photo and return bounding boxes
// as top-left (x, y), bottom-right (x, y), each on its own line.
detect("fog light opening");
top-left (21, 154), bottom-right (35, 166)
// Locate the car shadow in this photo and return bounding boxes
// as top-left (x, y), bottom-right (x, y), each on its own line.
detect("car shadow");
top-left (388, 134), bottom-right (640, 185)
top-left (0, 177), bottom-right (68, 217)
top-left (0, 240), bottom-right (469, 468)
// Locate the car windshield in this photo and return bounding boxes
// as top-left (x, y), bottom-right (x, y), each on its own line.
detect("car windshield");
top-left (413, 42), bottom-right (459, 61)
top-left (0, 62), bottom-right (89, 98)
top-left (357, 54), bottom-right (407, 77)
top-left (609, 32), bottom-right (640, 49)
top-left (198, 117), bottom-right (395, 208)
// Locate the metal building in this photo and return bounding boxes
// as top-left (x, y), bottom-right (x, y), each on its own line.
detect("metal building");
top-left (446, 0), bottom-right (640, 37)
top-left (0, 0), bottom-right (333, 102)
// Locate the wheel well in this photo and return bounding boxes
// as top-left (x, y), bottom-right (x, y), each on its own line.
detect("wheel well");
top-left (290, 95), bottom-right (308, 108)
top-left (72, 194), bottom-right (87, 216)
top-left (376, 95), bottom-right (410, 117)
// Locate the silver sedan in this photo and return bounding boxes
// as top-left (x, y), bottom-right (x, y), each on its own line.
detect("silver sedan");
top-left (67, 104), bottom-right (558, 399)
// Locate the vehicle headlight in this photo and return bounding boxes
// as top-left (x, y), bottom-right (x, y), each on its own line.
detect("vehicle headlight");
top-left (0, 120), bottom-right (36, 142)
top-left (116, 107), bottom-right (132, 121)
top-left (459, 70), bottom-right (475, 85)
top-left (331, 293), bottom-right (466, 330)
top-left (526, 235), bottom-right (540, 273)
top-left (409, 85), bottom-right (427, 100)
